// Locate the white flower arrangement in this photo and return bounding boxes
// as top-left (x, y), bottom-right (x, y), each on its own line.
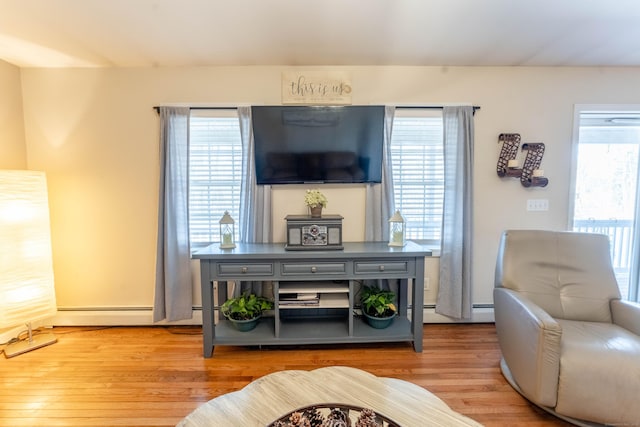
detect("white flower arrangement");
top-left (304, 189), bottom-right (328, 208)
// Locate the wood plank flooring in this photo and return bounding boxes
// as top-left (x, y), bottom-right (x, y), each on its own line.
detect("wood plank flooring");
top-left (0, 324), bottom-right (571, 427)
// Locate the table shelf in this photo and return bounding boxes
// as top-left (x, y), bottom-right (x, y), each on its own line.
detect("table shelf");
top-left (194, 241), bottom-right (430, 357)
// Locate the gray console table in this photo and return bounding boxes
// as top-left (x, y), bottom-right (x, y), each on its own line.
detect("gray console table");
top-left (193, 241), bottom-right (431, 357)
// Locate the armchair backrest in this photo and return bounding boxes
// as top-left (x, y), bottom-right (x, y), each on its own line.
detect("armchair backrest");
top-left (495, 230), bottom-right (621, 322)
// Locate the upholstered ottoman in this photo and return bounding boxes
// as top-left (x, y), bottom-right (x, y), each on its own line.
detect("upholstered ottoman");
top-left (177, 366), bottom-right (482, 427)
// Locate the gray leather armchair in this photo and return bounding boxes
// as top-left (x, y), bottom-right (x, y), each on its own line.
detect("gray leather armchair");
top-left (494, 230), bottom-right (640, 426)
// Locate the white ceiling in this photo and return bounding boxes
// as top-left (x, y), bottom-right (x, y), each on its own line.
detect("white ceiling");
top-left (2, 0), bottom-right (640, 68)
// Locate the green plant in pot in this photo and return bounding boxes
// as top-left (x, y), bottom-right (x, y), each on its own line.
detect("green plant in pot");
top-left (221, 292), bottom-right (274, 332)
top-left (360, 285), bottom-right (397, 329)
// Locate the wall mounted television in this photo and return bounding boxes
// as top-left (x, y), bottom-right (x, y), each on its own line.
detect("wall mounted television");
top-left (252, 105), bottom-right (385, 185)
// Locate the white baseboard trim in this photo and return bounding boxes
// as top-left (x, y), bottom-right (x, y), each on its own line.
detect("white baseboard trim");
top-left (52, 308), bottom-right (203, 326)
top-left (44, 306), bottom-right (492, 328)
top-left (1, 310), bottom-right (204, 345)
top-left (422, 306), bottom-right (495, 323)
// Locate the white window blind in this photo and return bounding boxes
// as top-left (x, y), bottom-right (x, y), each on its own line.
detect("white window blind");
top-left (390, 109), bottom-right (444, 241)
top-left (188, 109), bottom-right (242, 245)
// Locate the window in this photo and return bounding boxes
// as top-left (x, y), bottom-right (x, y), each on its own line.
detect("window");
top-left (188, 109), bottom-right (242, 245)
top-left (570, 107), bottom-right (640, 301)
top-left (390, 109), bottom-right (444, 242)
top-left (186, 108), bottom-right (445, 247)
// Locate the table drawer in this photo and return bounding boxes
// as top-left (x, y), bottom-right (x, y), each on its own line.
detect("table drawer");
top-left (217, 263), bottom-right (274, 277)
top-left (354, 261), bottom-right (409, 275)
top-left (281, 262), bottom-right (347, 276)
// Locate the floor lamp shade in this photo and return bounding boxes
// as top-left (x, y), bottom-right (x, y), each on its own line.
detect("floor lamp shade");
top-left (0, 170), bottom-right (57, 332)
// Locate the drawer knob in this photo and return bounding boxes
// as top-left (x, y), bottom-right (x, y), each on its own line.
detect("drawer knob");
top-left (379, 265), bottom-right (385, 271)
top-left (241, 266), bottom-right (248, 274)
top-left (311, 266), bottom-right (317, 273)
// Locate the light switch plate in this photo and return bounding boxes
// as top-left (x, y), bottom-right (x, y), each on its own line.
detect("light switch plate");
top-left (527, 199), bottom-right (549, 211)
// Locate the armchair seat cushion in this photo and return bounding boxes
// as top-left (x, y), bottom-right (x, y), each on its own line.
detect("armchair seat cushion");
top-left (556, 319), bottom-right (640, 425)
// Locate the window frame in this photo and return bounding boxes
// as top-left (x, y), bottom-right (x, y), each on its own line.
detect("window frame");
top-left (570, 104), bottom-right (640, 302)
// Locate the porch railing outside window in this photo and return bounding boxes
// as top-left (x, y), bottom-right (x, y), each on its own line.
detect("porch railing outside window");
top-left (573, 219), bottom-right (633, 298)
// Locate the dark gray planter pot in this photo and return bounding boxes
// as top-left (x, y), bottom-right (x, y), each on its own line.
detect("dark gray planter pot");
top-left (363, 311), bottom-right (396, 329)
top-left (227, 315), bottom-right (261, 332)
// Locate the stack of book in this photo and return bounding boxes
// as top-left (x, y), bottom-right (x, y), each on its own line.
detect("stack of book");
top-left (279, 293), bottom-right (320, 306)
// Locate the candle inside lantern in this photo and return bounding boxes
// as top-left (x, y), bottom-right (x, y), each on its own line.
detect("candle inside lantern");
top-left (388, 210), bottom-right (406, 247)
top-left (223, 233), bottom-right (232, 245)
top-left (507, 159), bottom-right (519, 168)
top-left (219, 211), bottom-right (236, 248)
top-left (533, 169), bottom-right (544, 177)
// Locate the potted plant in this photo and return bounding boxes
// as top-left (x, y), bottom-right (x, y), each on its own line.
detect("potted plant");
top-left (221, 292), bottom-right (274, 332)
top-left (304, 189), bottom-right (328, 218)
top-left (360, 285), bottom-right (397, 329)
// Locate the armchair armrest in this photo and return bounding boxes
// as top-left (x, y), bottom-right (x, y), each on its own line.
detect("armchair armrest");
top-left (493, 288), bottom-right (562, 407)
top-left (611, 299), bottom-right (640, 336)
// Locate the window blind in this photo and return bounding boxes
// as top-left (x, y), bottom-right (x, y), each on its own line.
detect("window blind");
top-left (188, 110), bottom-right (242, 244)
top-left (390, 110), bottom-right (444, 241)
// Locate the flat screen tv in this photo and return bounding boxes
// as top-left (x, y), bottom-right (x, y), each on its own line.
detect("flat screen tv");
top-left (252, 105), bottom-right (384, 185)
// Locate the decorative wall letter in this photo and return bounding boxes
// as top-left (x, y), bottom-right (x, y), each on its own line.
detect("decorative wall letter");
top-left (497, 133), bottom-right (548, 187)
top-left (497, 133), bottom-right (521, 177)
top-left (282, 71), bottom-right (352, 105)
top-left (520, 143), bottom-right (548, 187)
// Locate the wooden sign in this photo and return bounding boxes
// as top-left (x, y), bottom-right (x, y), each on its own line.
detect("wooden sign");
top-left (282, 71), bottom-right (352, 104)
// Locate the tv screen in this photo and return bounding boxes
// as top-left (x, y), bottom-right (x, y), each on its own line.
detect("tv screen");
top-left (252, 105), bottom-right (384, 185)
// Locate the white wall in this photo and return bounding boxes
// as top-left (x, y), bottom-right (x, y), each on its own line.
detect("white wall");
top-left (0, 59), bottom-right (26, 169)
top-left (0, 60), bottom-right (29, 341)
top-left (17, 65), bottom-right (640, 324)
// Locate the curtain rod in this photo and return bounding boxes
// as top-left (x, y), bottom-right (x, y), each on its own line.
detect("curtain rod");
top-left (153, 105), bottom-right (480, 113)
top-left (153, 106), bottom-right (236, 113)
top-left (396, 105), bottom-right (481, 115)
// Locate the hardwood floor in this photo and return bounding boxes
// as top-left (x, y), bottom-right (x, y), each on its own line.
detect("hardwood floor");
top-left (0, 323), bottom-right (571, 427)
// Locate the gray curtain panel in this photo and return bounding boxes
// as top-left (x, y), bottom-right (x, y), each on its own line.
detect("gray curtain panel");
top-left (237, 106), bottom-right (273, 297)
top-left (153, 106), bottom-right (194, 322)
top-left (238, 106), bottom-right (272, 244)
top-left (364, 106), bottom-right (397, 293)
top-left (436, 106), bottom-right (474, 320)
top-left (365, 105), bottom-right (396, 242)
